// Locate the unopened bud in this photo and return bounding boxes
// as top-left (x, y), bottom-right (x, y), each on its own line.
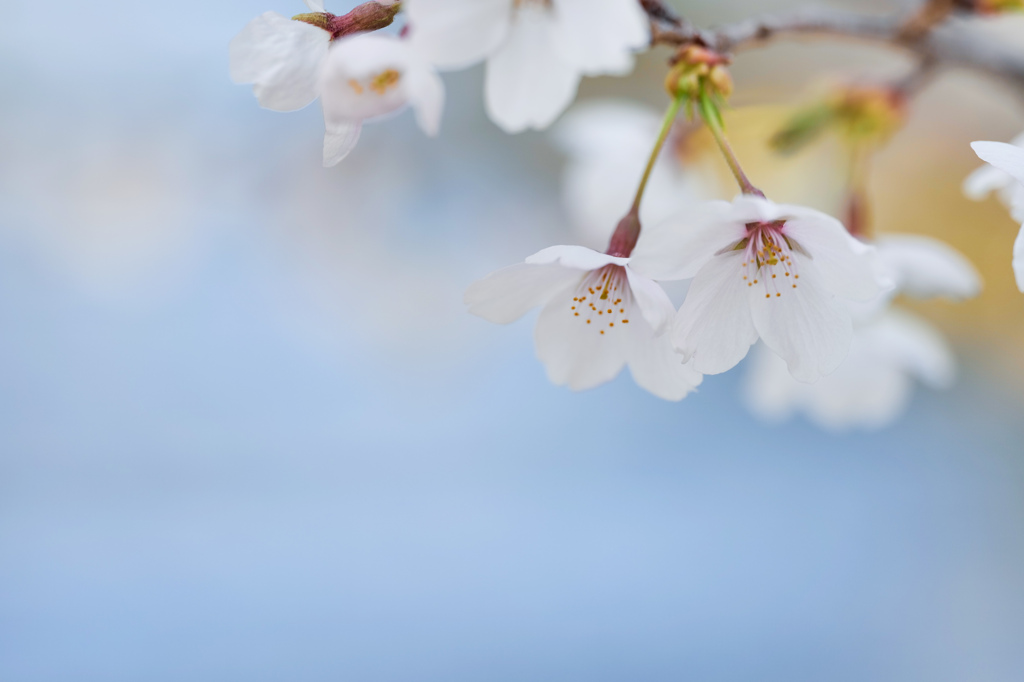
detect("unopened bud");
top-left (773, 85), bottom-right (906, 154)
top-left (832, 86), bottom-right (906, 144)
top-left (664, 64), bottom-right (701, 99)
top-left (665, 46), bottom-right (733, 102)
top-left (295, 1), bottom-right (401, 39)
top-left (708, 65), bottom-right (734, 99)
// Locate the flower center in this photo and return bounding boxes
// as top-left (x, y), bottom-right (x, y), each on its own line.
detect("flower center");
top-left (740, 221), bottom-right (802, 299)
top-left (568, 265), bottom-right (632, 336)
top-left (347, 69), bottom-right (402, 97)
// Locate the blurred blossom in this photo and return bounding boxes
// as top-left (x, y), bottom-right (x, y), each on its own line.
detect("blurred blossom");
top-left (969, 139), bottom-right (1024, 291)
top-left (406, 0), bottom-right (648, 132)
top-left (0, 117), bottom-right (205, 298)
top-left (964, 131), bottom-right (1024, 222)
top-left (744, 308), bottom-right (955, 430)
top-left (552, 98), bottom-right (721, 249)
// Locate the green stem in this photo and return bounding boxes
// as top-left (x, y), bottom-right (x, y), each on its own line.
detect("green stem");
top-left (630, 93), bottom-right (685, 213)
top-left (698, 90), bottom-right (764, 197)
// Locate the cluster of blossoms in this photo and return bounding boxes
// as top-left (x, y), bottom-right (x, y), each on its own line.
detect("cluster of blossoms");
top-left (231, 0), bottom-right (648, 164)
top-left (231, 0), bottom-right (1021, 430)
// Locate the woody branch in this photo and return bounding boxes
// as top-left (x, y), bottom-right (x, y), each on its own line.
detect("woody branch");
top-left (641, 1), bottom-right (1024, 94)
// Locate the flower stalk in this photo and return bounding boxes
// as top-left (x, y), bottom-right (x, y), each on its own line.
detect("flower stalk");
top-left (606, 92), bottom-right (686, 258)
top-left (697, 88), bottom-right (764, 197)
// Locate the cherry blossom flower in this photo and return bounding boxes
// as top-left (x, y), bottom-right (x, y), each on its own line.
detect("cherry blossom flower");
top-left (464, 245), bottom-right (702, 400)
top-left (319, 34), bottom-right (444, 166)
top-left (970, 140), bottom-right (1024, 291)
top-left (551, 99), bottom-right (721, 249)
top-left (743, 234), bottom-right (980, 430)
top-left (631, 195), bottom-right (883, 382)
top-left (230, 1), bottom-right (334, 112)
top-left (406, 0), bottom-right (648, 133)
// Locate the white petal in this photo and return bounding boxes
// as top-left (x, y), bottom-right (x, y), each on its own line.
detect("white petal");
top-left (1006, 185), bottom-right (1024, 222)
top-left (322, 120), bottom-right (362, 167)
top-left (1015, 224), bottom-right (1024, 292)
top-left (230, 12), bottom-right (330, 112)
top-left (781, 209), bottom-right (881, 302)
top-left (728, 194), bottom-right (789, 223)
top-left (485, 5), bottom-right (579, 133)
top-left (971, 141), bottom-right (1024, 188)
top-left (673, 252), bottom-right (759, 375)
top-left (626, 322), bottom-right (703, 401)
top-left (535, 288), bottom-right (629, 391)
top-left (406, 0), bottom-right (512, 70)
top-left (624, 267), bottom-right (676, 334)
top-left (554, 0), bottom-right (648, 74)
top-left (406, 62), bottom-right (446, 137)
top-left (525, 245), bottom-right (627, 270)
top-left (876, 234), bottom-right (982, 300)
top-left (963, 164), bottom-right (1010, 201)
top-left (304, 0), bottom-right (325, 10)
top-left (749, 258), bottom-right (852, 383)
top-left (629, 201), bottom-right (743, 281)
top-left (465, 262), bottom-right (581, 324)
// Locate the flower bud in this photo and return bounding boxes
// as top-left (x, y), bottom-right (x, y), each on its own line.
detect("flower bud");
top-left (831, 86), bottom-right (906, 144)
top-left (294, 1), bottom-right (401, 39)
top-left (664, 46), bottom-right (733, 102)
top-left (708, 65), bottom-right (734, 99)
top-left (664, 64), bottom-right (701, 99)
top-left (772, 85), bottom-right (906, 154)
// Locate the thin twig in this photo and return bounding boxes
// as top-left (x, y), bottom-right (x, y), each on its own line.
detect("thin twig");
top-left (646, 4), bottom-right (1024, 95)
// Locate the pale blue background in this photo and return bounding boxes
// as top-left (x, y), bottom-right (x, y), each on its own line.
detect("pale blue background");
top-left (1, 0), bottom-right (1023, 680)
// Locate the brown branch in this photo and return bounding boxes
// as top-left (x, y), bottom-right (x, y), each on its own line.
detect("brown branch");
top-left (638, 0), bottom-right (684, 27)
top-left (648, 5), bottom-right (1024, 95)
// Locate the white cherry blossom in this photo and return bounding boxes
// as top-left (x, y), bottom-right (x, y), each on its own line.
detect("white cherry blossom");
top-left (552, 99), bottom-right (721, 249)
top-left (631, 195), bottom-right (883, 383)
top-left (464, 245), bottom-right (702, 400)
top-left (319, 34), bottom-right (445, 166)
top-left (970, 140), bottom-right (1024, 291)
top-left (743, 234), bottom-right (979, 430)
top-left (230, 1), bottom-right (334, 112)
top-left (406, 0), bottom-right (649, 133)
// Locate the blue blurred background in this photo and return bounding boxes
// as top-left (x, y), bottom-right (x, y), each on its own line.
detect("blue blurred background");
top-left (2, 0), bottom-right (1024, 679)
